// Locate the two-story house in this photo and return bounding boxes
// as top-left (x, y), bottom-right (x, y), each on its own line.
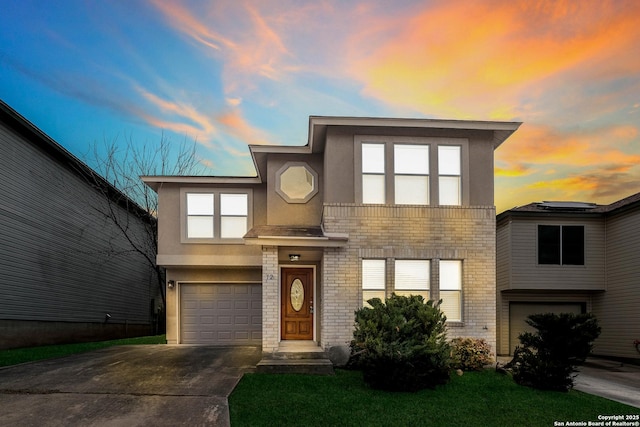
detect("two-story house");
top-left (143, 116), bottom-right (521, 363)
top-left (497, 194), bottom-right (640, 360)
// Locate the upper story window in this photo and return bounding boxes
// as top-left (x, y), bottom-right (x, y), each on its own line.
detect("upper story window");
top-left (362, 144), bottom-right (386, 204)
top-left (438, 146), bottom-right (461, 205)
top-left (276, 162), bottom-right (319, 203)
top-left (187, 193), bottom-right (215, 238)
top-left (395, 145), bottom-right (429, 205)
top-left (538, 225), bottom-right (584, 265)
top-left (183, 189), bottom-right (251, 243)
top-left (357, 137), bottom-right (465, 206)
top-left (219, 193), bottom-right (249, 238)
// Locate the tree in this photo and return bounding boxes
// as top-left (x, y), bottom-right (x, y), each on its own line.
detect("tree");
top-left (81, 135), bottom-right (205, 321)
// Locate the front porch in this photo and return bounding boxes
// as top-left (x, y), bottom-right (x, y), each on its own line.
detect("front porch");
top-left (256, 340), bottom-right (334, 375)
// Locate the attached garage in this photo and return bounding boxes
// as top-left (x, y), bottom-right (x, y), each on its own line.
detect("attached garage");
top-left (509, 302), bottom-right (584, 354)
top-left (180, 283), bottom-right (262, 345)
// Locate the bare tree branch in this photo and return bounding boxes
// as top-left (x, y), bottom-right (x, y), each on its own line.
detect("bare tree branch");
top-left (81, 134), bottom-right (206, 311)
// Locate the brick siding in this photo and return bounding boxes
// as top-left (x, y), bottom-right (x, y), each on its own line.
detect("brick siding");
top-left (321, 203), bottom-right (497, 354)
top-left (262, 246), bottom-right (279, 352)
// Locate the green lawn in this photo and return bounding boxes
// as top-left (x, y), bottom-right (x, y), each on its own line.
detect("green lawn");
top-left (229, 369), bottom-right (640, 427)
top-left (0, 335), bottom-right (166, 367)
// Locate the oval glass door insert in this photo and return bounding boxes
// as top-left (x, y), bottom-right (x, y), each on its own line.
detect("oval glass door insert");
top-left (290, 278), bottom-right (304, 311)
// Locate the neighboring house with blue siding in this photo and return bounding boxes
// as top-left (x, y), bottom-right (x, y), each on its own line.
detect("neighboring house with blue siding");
top-left (0, 100), bottom-right (158, 349)
top-left (497, 194), bottom-right (640, 361)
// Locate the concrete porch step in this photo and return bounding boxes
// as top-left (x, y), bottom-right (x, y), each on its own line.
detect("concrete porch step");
top-left (256, 357), bottom-right (334, 375)
top-left (257, 341), bottom-right (334, 374)
top-left (268, 350), bottom-right (328, 360)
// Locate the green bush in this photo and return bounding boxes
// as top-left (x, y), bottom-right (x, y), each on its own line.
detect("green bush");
top-left (509, 312), bottom-right (601, 391)
top-left (450, 337), bottom-right (493, 371)
top-left (349, 294), bottom-right (451, 391)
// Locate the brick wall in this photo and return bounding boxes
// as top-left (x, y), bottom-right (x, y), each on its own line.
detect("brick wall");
top-left (262, 246), bottom-right (279, 352)
top-left (321, 203), bottom-right (497, 354)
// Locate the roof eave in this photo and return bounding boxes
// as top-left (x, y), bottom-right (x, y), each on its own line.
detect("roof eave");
top-left (244, 235), bottom-right (348, 248)
top-left (308, 116), bottom-right (522, 150)
top-left (141, 175), bottom-right (262, 192)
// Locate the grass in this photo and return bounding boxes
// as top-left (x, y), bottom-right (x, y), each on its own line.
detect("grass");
top-left (230, 369), bottom-right (640, 427)
top-left (0, 335), bottom-right (166, 367)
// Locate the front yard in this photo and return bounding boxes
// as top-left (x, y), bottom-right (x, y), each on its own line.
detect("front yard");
top-left (0, 335), bottom-right (166, 367)
top-left (230, 369), bottom-right (640, 427)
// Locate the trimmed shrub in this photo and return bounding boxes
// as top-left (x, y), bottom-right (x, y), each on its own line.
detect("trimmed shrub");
top-left (349, 294), bottom-right (451, 392)
top-left (450, 337), bottom-right (493, 371)
top-left (508, 312), bottom-right (601, 391)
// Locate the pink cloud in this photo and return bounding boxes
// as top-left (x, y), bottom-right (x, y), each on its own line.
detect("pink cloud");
top-left (216, 109), bottom-right (273, 147)
top-left (345, 0), bottom-right (640, 119)
top-left (496, 123), bottom-right (640, 175)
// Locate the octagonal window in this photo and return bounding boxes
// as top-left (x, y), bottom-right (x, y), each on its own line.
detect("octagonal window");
top-left (276, 162), bottom-right (319, 203)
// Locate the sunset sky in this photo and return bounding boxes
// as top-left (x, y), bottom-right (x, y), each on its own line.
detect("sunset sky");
top-left (1, 0), bottom-right (639, 213)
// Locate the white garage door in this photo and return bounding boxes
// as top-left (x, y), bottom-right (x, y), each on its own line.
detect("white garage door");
top-left (509, 303), bottom-right (583, 354)
top-left (180, 283), bottom-right (262, 345)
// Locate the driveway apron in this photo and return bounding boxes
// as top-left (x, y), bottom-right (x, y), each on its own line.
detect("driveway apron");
top-left (0, 345), bottom-right (261, 427)
top-left (574, 358), bottom-right (640, 409)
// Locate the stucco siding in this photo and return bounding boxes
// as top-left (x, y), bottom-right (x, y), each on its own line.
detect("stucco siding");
top-left (266, 153), bottom-right (324, 225)
top-left (0, 119), bottom-right (154, 348)
top-left (323, 129), bottom-right (355, 203)
top-left (155, 183), bottom-right (264, 267)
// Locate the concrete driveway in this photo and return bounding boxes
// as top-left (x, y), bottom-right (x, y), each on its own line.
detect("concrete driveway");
top-left (574, 358), bottom-right (640, 409)
top-left (0, 345), bottom-right (261, 427)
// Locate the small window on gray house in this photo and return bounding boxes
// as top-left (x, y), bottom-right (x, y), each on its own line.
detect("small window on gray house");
top-left (538, 225), bottom-right (584, 265)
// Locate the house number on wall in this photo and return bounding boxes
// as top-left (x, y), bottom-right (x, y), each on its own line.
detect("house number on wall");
top-left (290, 279), bottom-right (304, 311)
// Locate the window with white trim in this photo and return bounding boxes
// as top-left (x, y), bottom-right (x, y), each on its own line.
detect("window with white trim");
top-left (362, 144), bottom-right (386, 204)
top-left (362, 259), bottom-right (386, 306)
top-left (187, 193), bottom-right (215, 238)
top-left (358, 137), bottom-right (465, 206)
top-left (394, 260), bottom-right (430, 300)
top-left (220, 193), bottom-right (248, 238)
top-left (438, 146), bottom-right (461, 206)
top-left (184, 190), bottom-right (251, 242)
top-left (439, 260), bottom-right (462, 322)
top-left (395, 145), bottom-right (429, 205)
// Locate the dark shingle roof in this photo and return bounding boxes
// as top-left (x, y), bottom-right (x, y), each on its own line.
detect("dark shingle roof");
top-left (500, 191), bottom-right (640, 219)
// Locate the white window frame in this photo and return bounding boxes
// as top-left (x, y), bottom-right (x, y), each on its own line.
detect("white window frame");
top-left (439, 260), bottom-right (462, 322)
top-left (394, 145), bottom-right (429, 205)
top-left (181, 188), bottom-right (252, 244)
top-left (186, 193), bottom-right (215, 239)
top-left (355, 136), bottom-right (467, 206)
top-left (394, 260), bottom-right (430, 300)
top-left (362, 259), bottom-right (386, 307)
top-left (438, 145), bottom-right (461, 206)
top-left (361, 143), bottom-right (386, 204)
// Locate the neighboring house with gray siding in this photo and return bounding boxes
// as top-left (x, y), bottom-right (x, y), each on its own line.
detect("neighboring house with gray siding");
top-left (497, 195), bottom-right (640, 360)
top-left (0, 100), bottom-right (157, 349)
top-left (143, 116), bottom-right (520, 362)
